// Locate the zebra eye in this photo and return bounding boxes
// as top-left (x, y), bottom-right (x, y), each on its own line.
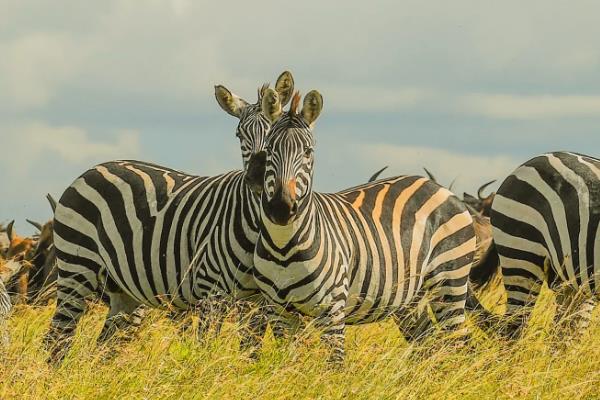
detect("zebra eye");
top-left (304, 147), bottom-right (313, 156)
top-left (235, 131), bottom-right (242, 139)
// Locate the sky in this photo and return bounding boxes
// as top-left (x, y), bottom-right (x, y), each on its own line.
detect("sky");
top-left (1, 0), bottom-right (600, 235)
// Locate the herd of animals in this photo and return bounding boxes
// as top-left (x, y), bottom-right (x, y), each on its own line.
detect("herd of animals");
top-left (0, 70), bottom-right (598, 367)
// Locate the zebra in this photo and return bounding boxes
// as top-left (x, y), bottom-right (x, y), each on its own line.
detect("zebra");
top-left (252, 89), bottom-right (477, 363)
top-left (1, 233), bottom-right (29, 348)
top-left (476, 151), bottom-right (600, 342)
top-left (44, 71), bottom-right (295, 364)
top-left (1, 266), bottom-right (17, 348)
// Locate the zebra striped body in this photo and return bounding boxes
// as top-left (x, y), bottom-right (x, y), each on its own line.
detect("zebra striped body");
top-left (53, 161), bottom-right (260, 309)
top-left (490, 151), bottom-right (600, 337)
top-left (254, 90), bottom-right (476, 362)
top-left (0, 279), bottom-right (10, 318)
top-left (1, 258), bottom-right (23, 347)
top-left (46, 161), bottom-right (263, 358)
top-left (255, 178), bottom-right (477, 323)
top-left (0, 279), bottom-right (10, 348)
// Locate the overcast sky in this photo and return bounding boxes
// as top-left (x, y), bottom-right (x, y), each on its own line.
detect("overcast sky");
top-left (1, 0), bottom-right (600, 235)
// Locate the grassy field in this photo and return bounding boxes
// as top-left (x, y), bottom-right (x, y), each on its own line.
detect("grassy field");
top-left (2, 284), bottom-right (600, 400)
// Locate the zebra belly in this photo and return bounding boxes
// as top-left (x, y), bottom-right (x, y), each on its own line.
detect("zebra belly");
top-left (254, 257), bottom-right (420, 322)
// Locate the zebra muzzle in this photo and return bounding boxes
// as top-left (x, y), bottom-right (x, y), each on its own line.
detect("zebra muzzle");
top-left (265, 181), bottom-right (298, 225)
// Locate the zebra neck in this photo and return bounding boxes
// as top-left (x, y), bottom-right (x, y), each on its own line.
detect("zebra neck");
top-left (240, 177), bottom-right (261, 217)
top-left (239, 174), bottom-right (261, 237)
top-left (188, 171), bottom-right (260, 253)
top-left (261, 194), bottom-right (316, 250)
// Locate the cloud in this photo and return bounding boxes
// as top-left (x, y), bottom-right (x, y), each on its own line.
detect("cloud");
top-left (0, 33), bottom-right (84, 109)
top-left (1, 0), bottom-right (600, 233)
top-left (317, 85), bottom-right (434, 113)
top-left (457, 94), bottom-right (600, 119)
top-left (2, 122), bottom-right (141, 173)
top-left (352, 143), bottom-right (518, 194)
top-left (0, 121), bottom-right (141, 234)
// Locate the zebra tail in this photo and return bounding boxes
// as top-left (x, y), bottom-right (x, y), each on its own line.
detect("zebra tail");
top-left (469, 241), bottom-right (500, 289)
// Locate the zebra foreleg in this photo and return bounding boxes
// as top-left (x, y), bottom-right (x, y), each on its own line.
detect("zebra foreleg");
top-left (268, 305), bottom-right (304, 342)
top-left (314, 294), bottom-right (347, 366)
top-left (237, 300), bottom-right (269, 360)
top-left (167, 309), bottom-right (194, 333)
top-left (196, 295), bottom-right (230, 344)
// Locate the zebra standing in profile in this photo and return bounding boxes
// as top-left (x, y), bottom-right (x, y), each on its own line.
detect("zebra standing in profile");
top-left (478, 152), bottom-right (600, 340)
top-left (44, 72), bottom-right (295, 364)
top-left (253, 89), bottom-right (477, 363)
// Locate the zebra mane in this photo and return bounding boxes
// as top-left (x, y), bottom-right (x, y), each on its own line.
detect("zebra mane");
top-left (257, 83), bottom-right (270, 103)
top-left (289, 91), bottom-right (301, 116)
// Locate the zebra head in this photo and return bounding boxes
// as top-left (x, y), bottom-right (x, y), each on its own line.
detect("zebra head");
top-left (215, 71), bottom-right (295, 193)
top-left (260, 89), bottom-right (323, 226)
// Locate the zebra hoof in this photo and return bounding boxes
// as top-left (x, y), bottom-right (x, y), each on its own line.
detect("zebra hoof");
top-left (325, 350), bottom-right (345, 368)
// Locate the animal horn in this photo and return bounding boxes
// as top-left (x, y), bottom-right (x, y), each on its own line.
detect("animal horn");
top-left (368, 166), bottom-right (388, 183)
top-left (7, 220), bottom-right (15, 241)
top-left (46, 193), bottom-right (58, 213)
top-left (478, 180), bottom-right (497, 200)
top-left (26, 219), bottom-right (43, 231)
top-left (423, 167), bottom-right (437, 183)
top-left (448, 177), bottom-right (457, 192)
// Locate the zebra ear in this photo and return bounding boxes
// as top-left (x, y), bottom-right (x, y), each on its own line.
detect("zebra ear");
top-left (301, 90), bottom-right (323, 126)
top-left (274, 71), bottom-right (294, 107)
top-left (214, 85), bottom-right (249, 118)
top-left (261, 88), bottom-right (282, 123)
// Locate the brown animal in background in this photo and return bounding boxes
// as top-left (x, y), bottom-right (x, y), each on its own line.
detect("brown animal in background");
top-left (4, 194), bottom-right (59, 305)
top-left (24, 213), bottom-right (57, 304)
top-left (463, 180), bottom-right (496, 217)
top-left (2, 221), bottom-right (36, 305)
top-left (0, 224), bottom-right (10, 258)
top-left (1, 256), bottom-right (25, 347)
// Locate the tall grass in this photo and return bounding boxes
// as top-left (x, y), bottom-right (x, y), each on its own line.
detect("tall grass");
top-left (1, 284), bottom-right (600, 400)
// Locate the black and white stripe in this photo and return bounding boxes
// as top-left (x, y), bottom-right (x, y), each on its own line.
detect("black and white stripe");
top-left (1, 259), bottom-right (23, 347)
top-left (0, 279), bottom-right (10, 348)
top-left (489, 151), bottom-right (600, 338)
top-left (253, 90), bottom-right (477, 363)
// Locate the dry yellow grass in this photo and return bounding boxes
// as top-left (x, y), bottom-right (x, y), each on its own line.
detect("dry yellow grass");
top-left (1, 285), bottom-right (600, 400)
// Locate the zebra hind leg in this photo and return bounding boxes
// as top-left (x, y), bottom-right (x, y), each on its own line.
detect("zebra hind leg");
top-left (393, 290), bottom-right (435, 343)
top-left (44, 265), bottom-right (98, 365)
top-left (424, 270), bottom-right (470, 344)
top-left (96, 285), bottom-right (145, 355)
top-left (499, 256), bottom-right (545, 340)
top-left (553, 285), bottom-right (596, 350)
top-left (394, 307), bottom-right (433, 343)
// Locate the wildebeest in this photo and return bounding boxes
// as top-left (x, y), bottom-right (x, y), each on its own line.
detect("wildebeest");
top-left (463, 180), bottom-right (496, 217)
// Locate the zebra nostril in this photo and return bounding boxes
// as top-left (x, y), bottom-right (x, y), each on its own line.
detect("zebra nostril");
top-left (290, 202), bottom-right (298, 215)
